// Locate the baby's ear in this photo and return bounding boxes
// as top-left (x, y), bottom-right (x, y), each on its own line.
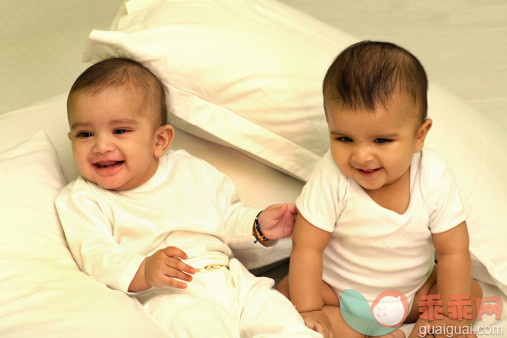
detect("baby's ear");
top-left (153, 124), bottom-right (174, 158)
top-left (414, 118), bottom-right (432, 153)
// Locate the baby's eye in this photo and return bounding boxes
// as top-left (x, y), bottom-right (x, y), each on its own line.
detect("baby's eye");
top-left (113, 129), bottom-right (129, 135)
top-left (336, 137), bottom-right (353, 143)
top-left (77, 131), bottom-right (93, 138)
top-left (374, 138), bottom-right (392, 144)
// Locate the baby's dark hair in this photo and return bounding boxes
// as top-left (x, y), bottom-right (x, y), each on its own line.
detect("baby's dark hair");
top-left (323, 41), bottom-right (428, 123)
top-left (68, 58), bottom-right (167, 127)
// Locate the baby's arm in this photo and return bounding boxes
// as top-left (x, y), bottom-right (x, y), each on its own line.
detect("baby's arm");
top-left (432, 221), bottom-right (471, 314)
top-left (289, 214), bottom-right (332, 336)
top-left (409, 221), bottom-right (473, 337)
top-left (129, 246), bottom-right (195, 292)
top-left (57, 186), bottom-right (195, 294)
top-left (208, 159), bottom-right (295, 245)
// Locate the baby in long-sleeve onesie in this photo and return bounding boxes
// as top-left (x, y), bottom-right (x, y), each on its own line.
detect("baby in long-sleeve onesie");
top-left (55, 57), bottom-right (320, 337)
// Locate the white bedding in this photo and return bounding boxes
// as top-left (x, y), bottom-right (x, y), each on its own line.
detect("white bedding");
top-left (0, 0), bottom-right (506, 337)
top-left (1, 0), bottom-right (506, 128)
top-left (279, 0), bottom-right (507, 130)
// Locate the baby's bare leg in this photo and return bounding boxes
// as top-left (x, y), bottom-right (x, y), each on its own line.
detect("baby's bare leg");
top-left (275, 275), bottom-right (290, 298)
top-left (321, 306), bottom-right (363, 337)
top-left (322, 305), bottom-right (406, 338)
top-left (279, 276), bottom-right (383, 337)
top-left (276, 275), bottom-right (339, 307)
top-left (406, 266), bottom-right (438, 323)
top-left (407, 266), bottom-right (483, 338)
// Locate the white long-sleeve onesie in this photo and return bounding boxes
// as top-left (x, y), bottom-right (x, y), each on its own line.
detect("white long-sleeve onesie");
top-left (55, 149), bottom-right (263, 293)
top-left (56, 150), bottom-right (319, 337)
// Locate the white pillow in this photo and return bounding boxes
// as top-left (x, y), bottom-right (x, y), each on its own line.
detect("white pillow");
top-left (83, 0), bottom-right (507, 293)
top-left (84, 0), bottom-right (358, 181)
top-left (0, 92), bottom-right (298, 271)
top-left (0, 131), bottom-right (169, 337)
top-left (426, 86), bottom-right (507, 294)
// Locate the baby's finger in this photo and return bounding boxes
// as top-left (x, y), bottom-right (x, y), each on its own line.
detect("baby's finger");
top-left (161, 275), bottom-right (188, 289)
top-left (164, 267), bottom-right (193, 283)
top-left (163, 246), bottom-right (188, 260)
top-left (165, 256), bottom-right (196, 275)
top-left (287, 203), bottom-right (297, 215)
top-left (279, 203), bottom-right (288, 215)
top-left (313, 321), bottom-right (329, 337)
top-left (409, 322), bottom-right (430, 338)
top-left (269, 203), bottom-right (287, 220)
top-left (303, 317), bottom-right (316, 331)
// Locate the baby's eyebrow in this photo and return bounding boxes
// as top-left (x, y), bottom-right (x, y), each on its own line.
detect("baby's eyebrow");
top-left (329, 130), bottom-right (400, 138)
top-left (70, 121), bottom-right (91, 130)
top-left (110, 118), bottom-right (138, 125)
top-left (374, 133), bottom-right (399, 138)
top-left (70, 119), bottom-right (138, 130)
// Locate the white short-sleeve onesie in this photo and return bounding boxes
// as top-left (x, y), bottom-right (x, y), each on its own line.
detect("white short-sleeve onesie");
top-left (296, 147), bottom-right (466, 304)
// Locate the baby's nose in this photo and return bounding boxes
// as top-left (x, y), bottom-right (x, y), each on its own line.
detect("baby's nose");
top-left (351, 145), bottom-right (375, 164)
top-left (92, 135), bottom-right (114, 153)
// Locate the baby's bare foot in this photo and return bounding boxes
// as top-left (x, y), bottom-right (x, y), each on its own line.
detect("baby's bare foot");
top-left (368, 328), bottom-right (406, 338)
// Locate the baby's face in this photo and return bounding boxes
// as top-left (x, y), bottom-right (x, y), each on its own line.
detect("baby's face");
top-left (68, 85), bottom-right (163, 191)
top-left (326, 94), bottom-right (431, 193)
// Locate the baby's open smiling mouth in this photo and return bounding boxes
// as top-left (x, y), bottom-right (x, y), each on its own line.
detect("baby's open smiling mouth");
top-left (358, 168), bottom-right (380, 173)
top-left (94, 161), bottom-right (124, 168)
top-left (357, 167), bottom-right (381, 177)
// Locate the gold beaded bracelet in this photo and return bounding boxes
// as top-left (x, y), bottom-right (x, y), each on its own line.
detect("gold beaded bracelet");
top-left (252, 212), bottom-right (269, 243)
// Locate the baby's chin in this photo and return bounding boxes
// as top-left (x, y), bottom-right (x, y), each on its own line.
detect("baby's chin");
top-left (82, 175), bottom-right (123, 190)
top-left (351, 176), bottom-right (385, 191)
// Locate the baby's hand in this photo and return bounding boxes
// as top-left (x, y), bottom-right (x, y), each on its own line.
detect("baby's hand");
top-left (300, 310), bottom-right (333, 338)
top-left (409, 315), bottom-right (476, 338)
top-left (258, 203), bottom-right (297, 240)
top-left (144, 246), bottom-right (195, 289)
top-left (408, 318), bottom-right (430, 338)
